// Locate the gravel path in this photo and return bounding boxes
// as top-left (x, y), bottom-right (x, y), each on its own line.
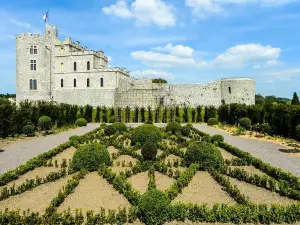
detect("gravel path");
top-left (193, 124), bottom-right (300, 177)
top-left (0, 123), bottom-right (99, 175)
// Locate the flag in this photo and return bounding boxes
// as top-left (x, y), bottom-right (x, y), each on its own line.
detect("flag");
top-left (43, 12), bottom-right (48, 23)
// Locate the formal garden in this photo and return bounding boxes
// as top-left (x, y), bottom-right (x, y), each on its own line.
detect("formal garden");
top-left (0, 121), bottom-right (300, 224)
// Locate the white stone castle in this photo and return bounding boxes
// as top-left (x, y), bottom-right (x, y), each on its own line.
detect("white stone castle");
top-left (16, 25), bottom-right (256, 108)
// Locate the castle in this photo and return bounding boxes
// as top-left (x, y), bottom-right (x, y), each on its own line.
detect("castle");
top-left (16, 25), bottom-right (256, 108)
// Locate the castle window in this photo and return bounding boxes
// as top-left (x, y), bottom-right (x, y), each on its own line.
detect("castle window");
top-left (29, 79), bottom-right (33, 90)
top-left (30, 60), bottom-right (36, 71)
top-left (74, 62), bottom-right (77, 71)
top-left (87, 61), bottom-right (90, 71)
top-left (60, 47), bottom-right (64, 55)
top-left (30, 46), bottom-right (33, 54)
top-left (87, 78), bottom-right (90, 87)
top-left (228, 87), bottom-right (231, 94)
top-left (61, 79), bottom-right (63, 88)
top-left (60, 62), bottom-right (64, 72)
top-left (33, 79), bottom-right (37, 90)
top-left (34, 46), bottom-right (37, 54)
top-left (100, 78), bottom-right (104, 87)
top-left (74, 79), bottom-right (76, 87)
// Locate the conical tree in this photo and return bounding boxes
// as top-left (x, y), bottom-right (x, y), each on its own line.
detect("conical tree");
top-left (291, 92), bottom-right (300, 105)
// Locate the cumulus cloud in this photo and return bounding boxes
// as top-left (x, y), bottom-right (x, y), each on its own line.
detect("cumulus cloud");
top-left (102, 0), bottom-right (176, 27)
top-left (131, 70), bottom-right (175, 80)
top-left (153, 43), bottom-right (194, 58)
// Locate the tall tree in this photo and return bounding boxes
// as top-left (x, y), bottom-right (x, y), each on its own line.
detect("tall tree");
top-left (291, 92), bottom-right (300, 105)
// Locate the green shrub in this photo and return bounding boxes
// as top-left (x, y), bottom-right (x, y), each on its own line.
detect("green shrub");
top-left (185, 141), bottom-right (223, 170)
top-left (109, 116), bottom-right (115, 123)
top-left (166, 122), bottom-right (181, 135)
top-left (22, 125), bottom-right (35, 136)
top-left (38, 116), bottom-right (52, 131)
top-left (181, 126), bottom-right (190, 136)
top-left (112, 122), bottom-right (127, 133)
top-left (212, 134), bottom-right (224, 143)
top-left (260, 123), bottom-right (272, 134)
top-left (104, 125), bottom-right (117, 136)
top-left (75, 118), bottom-right (87, 127)
top-left (69, 135), bottom-right (83, 146)
top-left (141, 141), bottom-right (158, 161)
top-left (175, 117), bottom-right (181, 123)
top-left (70, 143), bottom-right (110, 171)
top-left (100, 123), bottom-right (107, 128)
top-left (207, 118), bottom-right (218, 126)
top-left (145, 120), bottom-right (153, 124)
top-left (132, 124), bottom-right (162, 145)
top-left (138, 189), bottom-right (170, 225)
top-left (296, 124), bottom-right (300, 141)
top-left (239, 117), bottom-right (252, 130)
top-left (186, 123), bottom-right (193, 128)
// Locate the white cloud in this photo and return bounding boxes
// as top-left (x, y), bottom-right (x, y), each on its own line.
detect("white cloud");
top-left (131, 70), bottom-right (175, 80)
top-left (9, 18), bottom-right (33, 29)
top-left (107, 56), bottom-right (113, 61)
top-left (153, 43), bottom-right (194, 58)
top-left (257, 68), bottom-right (300, 83)
top-left (102, 0), bottom-right (176, 27)
top-left (102, 0), bottom-right (133, 18)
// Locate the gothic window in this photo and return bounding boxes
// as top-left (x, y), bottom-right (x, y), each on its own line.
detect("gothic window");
top-left (29, 79), bottom-right (33, 90)
top-left (60, 47), bottom-right (64, 55)
top-left (100, 78), bottom-right (103, 87)
top-left (228, 87), bottom-right (231, 94)
top-left (30, 60), bottom-right (36, 71)
top-left (87, 61), bottom-right (90, 71)
top-left (74, 79), bottom-right (76, 87)
top-left (87, 78), bottom-right (90, 87)
top-left (61, 79), bottom-right (63, 88)
top-left (33, 79), bottom-right (37, 90)
top-left (60, 62), bottom-right (64, 72)
top-left (74, 62), bottom-right (77, 71)
top-left (34, 46), bottom-right (37, 54)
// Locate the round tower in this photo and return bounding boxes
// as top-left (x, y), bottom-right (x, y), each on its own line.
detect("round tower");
top-left (221, 78), bottom-right (255, 105)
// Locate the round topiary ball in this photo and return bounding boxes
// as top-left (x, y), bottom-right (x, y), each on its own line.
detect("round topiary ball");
top-left (181, 126), bottom-right (191, 137)
top-left (138, 189), bottom-right (170, 225)
top-left (141, 141), bottom-right (158, 161)
top-left (207, 118), bottom-right (218, 126)
top-left (239, 117), bottom-right (252, 130)
top-left (260, 123), bottom-right (272, 134)
top-left (71, 143), bottom-right (111, 171)
top-left (112, 122), bottom-right (127, 133)
top-left (108, 116), bottom-right (115, 123)
top-left (22, 125), bottom-right (35, 136)
top-left (75, 118), bottom-right (87, 127)
top-left (104, 125), bottom-right (117, 136)
top-left (296, 124), bottom-right (300, 141)
top-left (166, 122), bottom-right (182, 135)
top-left (185, 141), bottom-right (223, 170)
top-left (38, 116), bottom-right (52, 131)
top-left (69, 135), bottom-right (84, 146)
top-left (132, 124), bottom-right (161, 146)
top-left (212, 134), bottom-right (224, 143)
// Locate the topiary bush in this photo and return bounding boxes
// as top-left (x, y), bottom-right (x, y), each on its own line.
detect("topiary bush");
top-left (38, 116), bottom-right (52, 131)
top-left (100, 123), bottom-right (107, 128)
top-left (112, 122), bottom-right (127, 134)
top-left (207, 118), bottom-right (218, 126)
top-left (185, 141), bottom-right (223, 170)
top-left (166, 122), bottom-right (181, 135)
top-left (239, 117), bottom-right (252, 130)
top-left (75, 118), bottom-right (87, 127)
top-left (296, 124), bottom-right (300, 141)
top-left (138, 189), bottom-right (170, 225)
top-left (70, 143), bottom-right (111, 171)
top-left (181, 126), bottom-right (190, 137)
top-left (104, 125), bottom-right (117, 136)
top-left (141, 141), bottom-right (158, 161)
top-left (175, 117), bottom-right (181, 123)
top-left (212, 134), bottom-right (224, 143)
top-left (22, 125), bottom-right (35, 137)
top-left (108, 116), bottom-right (115, 123)
top-left (132, 124), bottom-right (162, 146)
top-left (69, 135), bottom-right (84, 146)
top-left (260, 123), bottom-right (272, 135)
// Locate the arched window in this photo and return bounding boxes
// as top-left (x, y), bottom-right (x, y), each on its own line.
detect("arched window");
top-left (74, 62), bottom-right (77, 71)
top-left (29, 79), bottom-right (33, 90)
top-left (87, 78), bottom-right (90, 87)
top-left (33, 79), bottom-right (37, 90)
top-left (100, 78), bottom-right (104, 87)
top-left (60, 47), bottom-right (64, 55)
top-left (61, 79), bottom-right (64, 88)
top-left (60, 62), bottom-right (64, 72)
top-left (87, 61), bottom-right (90, 71)
top-left (74, 79), bottom-right (76, 87)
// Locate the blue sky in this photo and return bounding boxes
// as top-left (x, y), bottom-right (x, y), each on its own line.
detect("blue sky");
top-left (0, 0), bottom-right (300, 98)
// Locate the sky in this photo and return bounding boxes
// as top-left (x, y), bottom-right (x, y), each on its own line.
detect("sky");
top-left (0, 0), bottom-right (300, 97)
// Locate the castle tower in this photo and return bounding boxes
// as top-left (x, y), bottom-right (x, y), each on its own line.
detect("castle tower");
top-left (16, 24), bottom-right (58, 103)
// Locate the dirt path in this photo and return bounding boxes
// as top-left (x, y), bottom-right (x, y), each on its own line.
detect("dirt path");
top-left (0, 123), bottom-right (99, 175)
top-left (193, 124), bottom-right (300, 177)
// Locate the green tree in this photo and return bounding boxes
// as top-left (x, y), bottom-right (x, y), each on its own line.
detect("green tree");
top-left (291, 92), bottom-right (300, 105)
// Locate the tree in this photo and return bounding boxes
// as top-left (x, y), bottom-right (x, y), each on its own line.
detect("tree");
top-left (291, 92), bottom-right (300, 105)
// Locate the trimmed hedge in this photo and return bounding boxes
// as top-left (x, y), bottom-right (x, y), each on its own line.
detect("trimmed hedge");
top-left (112, 122), bottom-right (127, 133)
top-left (38, 116), bottom-right (52, 131)
top-left (212, 134), bottom-right (224, 143)
top-left (22, 125), bottom-right (35, 136)
top-left (207, 118), bottom-right (218, 126)
top-left (166, 122), bottom-right (181, 135)
top-left (238, 117), bottom-right (251, 130)
top-left (260, 123), bottom-right (272, 134)
top-left (181, 126), bottom-right (190, 137)
top-left (141, 141), bottom-right (158, 161)
top-left (104, 125), bottom-right (117, 136)
top-left (75, 118), bottom-right (87, 127)
top-left (131, 124), bottom-right (162, 146)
